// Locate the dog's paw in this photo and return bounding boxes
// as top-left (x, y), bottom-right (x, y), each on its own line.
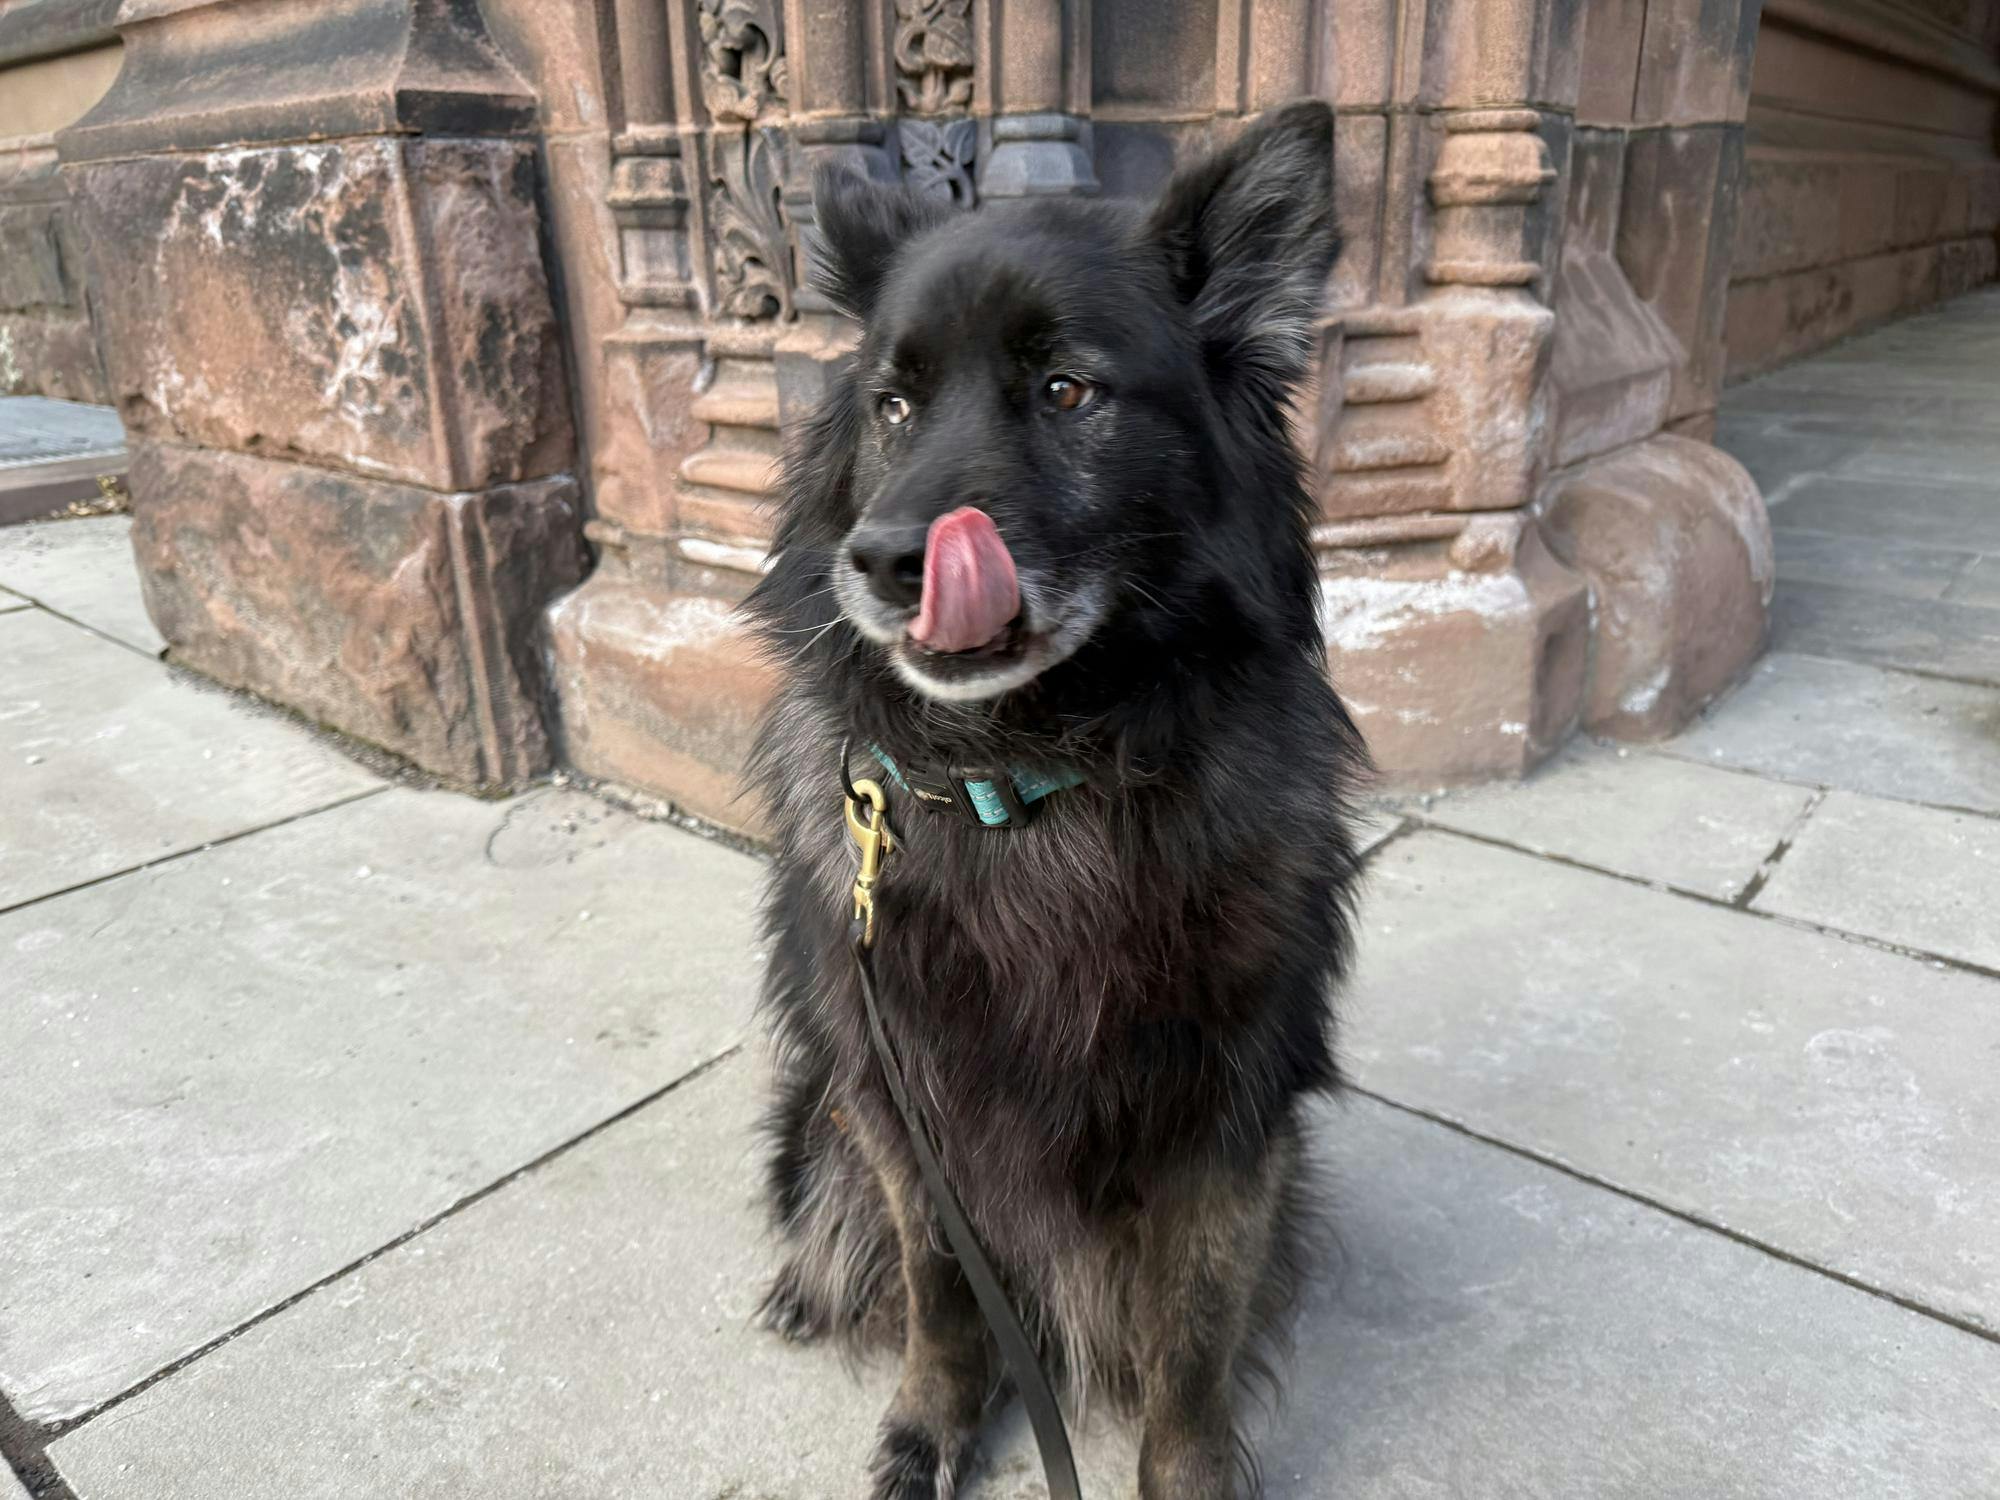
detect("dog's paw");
top-left (753, 1260), bottom-right (829, 1343)
top-left (869, 1420), bottom-right (974, 1500)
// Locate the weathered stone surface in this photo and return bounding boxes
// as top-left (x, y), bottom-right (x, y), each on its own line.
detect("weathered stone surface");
top-left (0, 513), bottom-right (161, 654)
top-left (0, 308), bottom-right (106, 404)
top-left (1752, 790), bottom-right (2000, 968)
top-left (1322, 515), bottom-right (1589, 782)
top-left (1619, 123), bottom-right (1743, 420)
top-left (1945, 555), bottom-right (2000, 607)
top-left (71, 137), bottom-right (571, 491)
top-left (1412, 739), bottom-right (1814, 900)
top-left (0, 785), bottom-right (761, 1422)
top-left (0, 202), bottom-right (70, 308)
top-left (44, 1057), bottom-right (2000, 1499)
top-left (1632, 0), bottom-right (1759, 125)
top-left (128, 441), bottom-right (585, 789)
top-left (1351, 830), bottom-right (2000, 1335)
top-left (1574, 0), bottom-right (1647, 124)
top-left (545, 569), bottom-right (777, 837)
top-left (0, 607), bottom-right (379, 908)
top-left (1773, 474), bottom-right (2000, 553)
top-left (1544, 434), bottom-right (1774, 740)
top-left (1664, 652), bottom-right (2000, 815)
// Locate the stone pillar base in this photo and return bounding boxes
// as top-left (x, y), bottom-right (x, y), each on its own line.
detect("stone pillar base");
top-left (1320, 513), bottom-right (1590, 782)
top-left (130, 440), bottom-right (584, 789)
top-left (1544, 434), bottom-right (1773, 740)
top-left (544, 564), bottom-right (776, 838)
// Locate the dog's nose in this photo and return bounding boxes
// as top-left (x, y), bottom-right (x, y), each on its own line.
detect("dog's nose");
top-left (848, 522), bottom-right (928, 609)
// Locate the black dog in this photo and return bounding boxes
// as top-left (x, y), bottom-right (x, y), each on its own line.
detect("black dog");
top-left (745, 101), bottom-right (1366, 1500)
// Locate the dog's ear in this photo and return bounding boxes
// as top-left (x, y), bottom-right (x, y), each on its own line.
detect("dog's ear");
top-left (810, 166), bottom-right (949, 320)
top-left (1145, 101), bottom-right (1339, 387)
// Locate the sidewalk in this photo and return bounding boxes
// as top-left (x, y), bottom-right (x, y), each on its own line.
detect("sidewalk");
top-left (4, 291), bottom-right (1999, 1498)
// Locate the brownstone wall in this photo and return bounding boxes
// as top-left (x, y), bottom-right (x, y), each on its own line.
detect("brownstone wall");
top-left (0, 1), bottom-right (121, 401)
top-left (1727, 0), bottom-right (2000, 377)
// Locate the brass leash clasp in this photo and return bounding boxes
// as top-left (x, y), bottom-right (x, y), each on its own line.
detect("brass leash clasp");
top-left (844, 777), bottom-right (896, 948)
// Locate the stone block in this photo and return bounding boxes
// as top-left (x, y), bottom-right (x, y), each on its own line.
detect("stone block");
top-left (479, 0), bottom-right (614, 131)
top-left (1564, 128), bottom-right (1624, 258)
top-left (1543, 434), bottom-right (1773, 740)
top-left (1328, 111), bottom-right (1388, 309)
top-left (1632, 0), bottom-right (1759, 125)
top-left (1732, 152), bottom-right (1843, 281)
top-left (545, 570), bottom-right (778, 837)
top-left (1895, 167), bottom-right (1950, 249)
top-left (0, 202), bottom-right (69, 308)
top-left (1838, 161), bottom-right (1901, 259)
top-left (1752, 790), bottom-right (2000, 969)
top-left (0, 308), bottom-right (107, 403)
top-left (128, 440), bottom-right (585, 789)
top-left (1549, 243), bottom-right (1677, 468)
top-left (1574, 0), bottom-right (1647, 125)
top-left (1321, 514), bottom-right (1589, 782)
top-left (71, 137), bottom-right (571, 491)
top-left (55, 0), bottom-right (535, 163)
top-left (1619, 124), bottom-right (1742, 420)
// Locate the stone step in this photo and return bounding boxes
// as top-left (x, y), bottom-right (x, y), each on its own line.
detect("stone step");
top-left (1328, 428), bottom-right (1452, 473)
top-left (678, 427), bottom-right (783, 497)
top-left (1340, 361), bottom-right (1439, 405)
top-left (691, 360), bottom-right (782, 431)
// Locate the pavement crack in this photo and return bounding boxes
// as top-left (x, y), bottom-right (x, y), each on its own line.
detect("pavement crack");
top-left (1348, 1085), bottom-right (2000, 1350)
top-left (42, 1042), bottom-right (748, 1446)
top-left (1733, 786), bottom-right (1826, 909)
top-left (0, 786), bottom-right (390, 920)
top-left (0, 1389), bottom-right (80, 1500)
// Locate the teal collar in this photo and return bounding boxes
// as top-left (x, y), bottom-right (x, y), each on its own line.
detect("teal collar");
top-left (868, 744), bottom-right (1084, 829)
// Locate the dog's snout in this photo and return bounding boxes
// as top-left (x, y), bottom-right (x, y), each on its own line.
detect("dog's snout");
top-left (848, 522), bottom-right (928, 609)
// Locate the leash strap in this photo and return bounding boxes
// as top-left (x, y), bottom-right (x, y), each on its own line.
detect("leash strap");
top-left (841, 758), bottom-right (1083, 1499)
top-left (848, 932), bottom-right (1084, 1500)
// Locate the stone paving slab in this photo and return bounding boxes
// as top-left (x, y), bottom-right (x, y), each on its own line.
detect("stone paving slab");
top-left (1406, 741), bottom-right (1813, 901)
top-left (1769, 580), bottom-right (2000, 685)
top-left (1347, 831), bottom-right (2000, 1337)
top-left (1663, 652), bottom-right (2000, 815)
top-left (0, 590), bottom-right (27, 613)
top-left (0, 786), bottom-right (764, 1422)
top-left (1, 1467), bottom-right (28, 1500)
top-left (0, 516), bottom-right (162, 655)
top-left (1773, 528), bottom-right (1981, 602)
top-left (1770, 475), bottom-right (2000, 554)
top-left (0, 609), bottom-right (383, 910)
top-left (46, 1053), bottom-right (2000, 1500)
top-left (1752, 791), bottom-right (2000, 971)
top-left (1945, 555), bottom-right (2000, 607)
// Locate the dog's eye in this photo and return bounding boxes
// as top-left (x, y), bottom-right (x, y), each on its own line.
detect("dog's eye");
top-left (878, 394), bottom-right (912, 426)
top-left (1044, 375), bottom-right (1097, 413)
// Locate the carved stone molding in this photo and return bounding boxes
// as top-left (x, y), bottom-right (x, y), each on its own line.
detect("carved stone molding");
top-left (1426, 110), bottom-right (1557, 294)
top-left (698, 0), bottom-right (789, 125)
top-left (706, 125), bottom-right (795, 321)
top-left (894, 0), bottom-right (974, 114)
top-left (899, 116), bottom-right (976, 205)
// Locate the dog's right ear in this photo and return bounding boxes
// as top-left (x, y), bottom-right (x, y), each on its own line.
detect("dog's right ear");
top-left (810, 167), bottom-right (948, 320)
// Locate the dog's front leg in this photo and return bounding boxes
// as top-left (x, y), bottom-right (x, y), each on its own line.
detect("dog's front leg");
top-left (862, 1127), bottom-right (988, 1500)
top-left (1135, 1146), bottom-right (1284, 1500)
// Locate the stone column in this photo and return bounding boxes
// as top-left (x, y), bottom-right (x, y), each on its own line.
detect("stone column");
top-left (977, 0), bottom-right (1096, 198)
top-left (57, 0), bottom-right (584, 791)
top-left (1310, 0), bottom-right (1592, 781)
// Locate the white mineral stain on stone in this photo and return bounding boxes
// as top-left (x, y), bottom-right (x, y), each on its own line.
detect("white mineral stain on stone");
top-left (1620, 664), bottom-right (1672, 715)
top-left (1320, 571), bottom-right (1530, 652)
top-left (676, 537), bottom-right (774, 575)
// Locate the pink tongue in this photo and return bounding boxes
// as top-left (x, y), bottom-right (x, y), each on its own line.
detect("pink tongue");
top-left (910, 507), bottom-right (1020, 654)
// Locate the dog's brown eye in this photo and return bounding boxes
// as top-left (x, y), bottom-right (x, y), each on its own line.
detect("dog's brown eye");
top-left (1045, 375), bottom-right (1096, 412)
top-left (879, 394), bottom-right (912, 426)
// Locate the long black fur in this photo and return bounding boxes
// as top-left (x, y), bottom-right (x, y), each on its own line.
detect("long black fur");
top-left (743, 102), bottom-right (1367, 1499)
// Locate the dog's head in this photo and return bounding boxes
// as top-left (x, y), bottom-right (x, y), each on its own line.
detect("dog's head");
top-left (802, 102), bottom-right (1338, 705)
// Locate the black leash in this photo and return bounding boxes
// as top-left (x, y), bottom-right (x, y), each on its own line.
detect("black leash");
top-left (842, 762), bottom-right (1084, 1500)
